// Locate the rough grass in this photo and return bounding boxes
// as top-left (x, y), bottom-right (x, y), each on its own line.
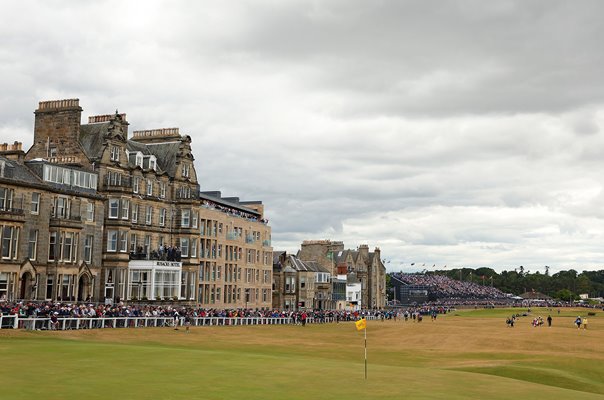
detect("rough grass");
top-left (1, 307), bottom-right (602, 400)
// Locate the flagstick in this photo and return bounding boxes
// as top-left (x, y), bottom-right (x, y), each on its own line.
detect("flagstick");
top-left (364, 325), bottom-right (367, 380)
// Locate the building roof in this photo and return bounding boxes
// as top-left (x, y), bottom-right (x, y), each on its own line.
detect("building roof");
top-left (0, 156), bottom-right (41, 185)
top-left (79, 122), bottom-right (109, 160)
top-left (144, 141), bottom-right (181, 177)
top-left (288, 256), bottom-right (329, 273)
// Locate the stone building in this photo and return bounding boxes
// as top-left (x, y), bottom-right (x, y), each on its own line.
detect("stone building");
top-left (297, 240), bottom-right (386, 309)
top-left (0, 98), bottom-right (272, 307)
top-left (272, 251), bottom-right (331, 310)
top-left (0, 144), bottom-right (104, 302)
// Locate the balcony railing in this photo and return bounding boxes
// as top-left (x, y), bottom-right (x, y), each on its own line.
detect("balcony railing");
top-left (262, 240), bottom-right (271, 247)
top-left (245, 235), bottom-right (255, 244)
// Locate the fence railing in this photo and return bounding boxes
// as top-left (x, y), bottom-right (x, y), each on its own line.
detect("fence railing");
top-left (0, 315), bottom-right (378, 331)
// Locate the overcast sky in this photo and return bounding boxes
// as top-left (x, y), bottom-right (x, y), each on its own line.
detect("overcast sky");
top-left (2, 1), bottom-right (604, 273)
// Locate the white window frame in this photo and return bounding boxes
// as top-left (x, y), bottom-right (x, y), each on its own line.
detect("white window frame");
top-left (181, 210), bottom-right (190, 228)
top-left (28, 229), bottom-right (38, 261)
top-left (31, 192), bottom-right (40, 214)
top-left (86, 202), bottom-right (95, 222)
top-left (107, 230), bottom-right (118, 252)
top-left (121, 199), bottom-right (129, 220)
top-left (159, 208), bottom-right (166, 227)
top-left (145, 206), bottom-right (152, 225)
top-left (84, 235), bottom-right (93, 263)
top-left (132, 204), bottom-right (138, 223)
top-left (192, 211), bottom-right (198, 229)
top-left (180, 238), bottom-right (189, 257)
top-left (108, 199), bottom-right (119, 219)
top-left (110, 146), bottom-right (120, 162)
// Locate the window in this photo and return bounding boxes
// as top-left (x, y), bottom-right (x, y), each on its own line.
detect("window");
top-left (146, 179), bottom-right (153, 196)
top-left (149, 156), bottom-right (157, 171)
top-left (160, 183), bottom-right (166, 198)
top-left (1, 226), bottom-right (18, 260)
top-left (119, 231), bottom-right (128, 252)
top-left (28, 229), bottom-right (38, 260)
top-left (180, 238), bottom-right (189, 257)
top-left (84, 235), bottom-right (93, 263)
top-left (53, 197), bottom-right (71, 219)
top-left (285, 276), bottom-right (296, 293)
top-left (192, 211), bottom-right (198, 229)
top-left (133, 177), bottom-right (140, 194)
top-left (110, 146), bottom-right (120, 161)
top-left (136, 152), bottom-right (143, 167)
top-left (144, 235), bottom-right (151, 254)
top-left (42, 167), bottom-right (93, 189)
top-left (130, 234), bottom-right (137, 253)
top-left (48, 232), bottom-right (57, 261)
top-left (181, 210), bottom-right (190, 228)
top-left (121, 199), bottom-right (129, 220)
top-left (145, 206), bottom-right (152, 225)
top-left (300, 276), bottom-right (306, 289)
top-left (107, 230), bottom-right (118, 252)
top-left (31, 192), bottom-right (40, 214)
top-left (0, 188), bottom-right (13, 210)
top-left (132, 204), bottom-right (138, 223)
top-left (182, 164), bottom-right (190, 177)
top-left (316, 272), bottom-right (330, 283)
top-left (159, 208), bottom-right (166, 226)
top-left (108, 171), bottom-right (121, 186)
top-left (86, 202), bottom-right (95, 222)
top-left (191, 239), bottom-right (197, 258)
top-left (61, 232), bottom-right (74, 262)
top-left (109, 199), bottom-right (119, 219)
top-left (45, 275), bottom-right (54, 300)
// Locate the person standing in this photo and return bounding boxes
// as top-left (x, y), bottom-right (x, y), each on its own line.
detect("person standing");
top-left (547, 315), bottom-right (552, 327)
top-left (583, 317), bottom-right (588, 330)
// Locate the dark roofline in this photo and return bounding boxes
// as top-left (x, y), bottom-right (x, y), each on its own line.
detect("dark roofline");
top-left (199, 191), bottom-right (260, 216)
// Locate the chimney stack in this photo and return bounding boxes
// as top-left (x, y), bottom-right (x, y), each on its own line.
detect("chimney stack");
top-left (28, 99), bottom-right (82, 160)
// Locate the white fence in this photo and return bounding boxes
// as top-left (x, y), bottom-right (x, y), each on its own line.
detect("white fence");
top-left (0, 315), bottom-right (378, 331)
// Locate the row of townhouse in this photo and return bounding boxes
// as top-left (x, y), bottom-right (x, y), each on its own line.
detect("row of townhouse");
top-left (0, 99), bottom-right (273, 308)
top-left (272, 240), bottom-right (386, 310)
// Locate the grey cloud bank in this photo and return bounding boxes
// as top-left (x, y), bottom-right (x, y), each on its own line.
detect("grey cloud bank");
top-left (1, 0), bottom-right (604, 273)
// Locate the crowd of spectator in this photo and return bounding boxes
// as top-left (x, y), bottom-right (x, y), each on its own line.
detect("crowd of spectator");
top-left (393, 273), bottom-right (508, 300)
top-left (0, 301), bottom-right (386, 323)
top-left (201, 200), bottom-right (269, 224)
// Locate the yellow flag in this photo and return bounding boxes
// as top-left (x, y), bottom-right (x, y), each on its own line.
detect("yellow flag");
top-left (355, 318), bottom-right (367, 331)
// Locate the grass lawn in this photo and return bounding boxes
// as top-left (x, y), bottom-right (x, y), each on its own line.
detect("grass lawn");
top-left (1, 307), bottom-right (602, 400)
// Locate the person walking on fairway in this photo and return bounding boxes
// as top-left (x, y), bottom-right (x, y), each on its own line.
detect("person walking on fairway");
top-left (547, 315), bottom-right (552, 327)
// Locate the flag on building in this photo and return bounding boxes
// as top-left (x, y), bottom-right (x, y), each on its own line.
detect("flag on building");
top-left (355, 318), bottom-right (367, 331)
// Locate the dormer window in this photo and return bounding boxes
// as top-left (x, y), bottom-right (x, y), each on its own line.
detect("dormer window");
top-left (149, 156), bottom-right (157, 171)
top-left (110, 146), bottom-right (120, 162)
top-left (182, 164), bottom-right (190, 178)
top-left (136, 152), bottom-right (143, 168)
